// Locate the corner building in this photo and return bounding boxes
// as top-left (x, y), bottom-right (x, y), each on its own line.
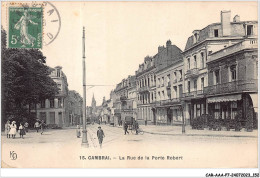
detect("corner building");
top-left (182, 11), bottom-right (257, 125)
top-left (32, 66), bottom-right (69, 127)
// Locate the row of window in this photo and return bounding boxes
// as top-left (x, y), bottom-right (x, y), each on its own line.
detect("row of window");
top-left (157, 70), bottom-right (183, 87)
top-left (40, 98), bottom-right (63, 108)
top-left (137, 75), bottom-right (156, 88)
top-left (138, 92), bottom-right (155, 104)
top-left (213, 65), bottom-right (237, 85)
top-left (187, 77), bottom-right (205, 93)
top-left (157, 84), bottom-right (183, 100)
top-left (214, 102), bottom-right (237, 120)
top-left (186, 52), bottom-right (206, 70)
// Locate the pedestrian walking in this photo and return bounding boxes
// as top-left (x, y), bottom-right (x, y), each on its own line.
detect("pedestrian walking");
top-left (24, 122), bottom-right (29, 132)
top-left (135, 121), bottom-right (139, 135)
top-left (97, 126), bottom-right (105, 148)
top-left (40, 120), bottom-right (46, 135)
top-left (76, 125), bottom-right (81, 138)
top-left (34, 121), bottom-right (40, 132)
top-left (124, 121), bottom-right (129, 135)
top-left (18, 123), bottom-right (26, 139)
top-left (5, 120), bottom-right (11, 138)
top-left (9, 121), bottom-right (17, 139)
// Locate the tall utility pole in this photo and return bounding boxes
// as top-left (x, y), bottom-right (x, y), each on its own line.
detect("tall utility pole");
top-left (82, 26), bottom-right (89, 147)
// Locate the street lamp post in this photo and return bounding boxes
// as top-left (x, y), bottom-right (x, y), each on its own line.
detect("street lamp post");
top-left (82, 26), bottom-right (89, 147)
top-left (179, 104), bottom-right (185, 134)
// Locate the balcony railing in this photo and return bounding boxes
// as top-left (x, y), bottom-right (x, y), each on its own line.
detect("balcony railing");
top-left (160, 98), bottom-right (181, 105)
top-left (138, 85), bottom-right (149, 92)
top-left (208, 39), bottom-right (258, 62)
top-left (204, 79), bottom-right (258, 95)
top-left (182, 90), bottom-right (204, 98)
top-left (185, 68), bottom-right (199, 78)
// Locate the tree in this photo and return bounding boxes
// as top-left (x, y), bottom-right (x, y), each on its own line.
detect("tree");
top-left (1, 28), bottom-right (59, 129)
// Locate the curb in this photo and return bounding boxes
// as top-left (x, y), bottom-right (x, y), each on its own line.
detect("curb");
top-left (143, 131), bottom-right (258, 138)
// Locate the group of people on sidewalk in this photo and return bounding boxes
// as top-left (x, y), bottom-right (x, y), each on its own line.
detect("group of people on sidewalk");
top-left (4, 119), bottom-right (46, 139)
top-left (5, 121), bottom-right (28, 139)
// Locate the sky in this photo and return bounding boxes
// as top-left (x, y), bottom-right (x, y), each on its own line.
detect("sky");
top-left (3, 1), bottom-right (257, 106)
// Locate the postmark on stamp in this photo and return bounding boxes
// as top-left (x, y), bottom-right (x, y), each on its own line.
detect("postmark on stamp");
top-left (8, 7), bottom-right (43, 48)
top-left (43, 2), bottom-right (61, 46)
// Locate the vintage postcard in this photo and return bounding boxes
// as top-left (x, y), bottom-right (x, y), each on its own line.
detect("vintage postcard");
top-left (1, 1), bottom-right (259, 172)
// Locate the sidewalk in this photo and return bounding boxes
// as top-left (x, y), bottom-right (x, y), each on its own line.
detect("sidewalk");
top-left (141, 125), bottom-right (258, 138)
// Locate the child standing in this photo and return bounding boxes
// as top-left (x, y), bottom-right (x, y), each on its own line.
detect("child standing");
top-left (5, 120), bottom-right (11, 138)
top-left (19, 123), bottom-right (25, 139)
top-left (9, 121), bottom-right (17, 139)
top-left (76, 125), bottom-right (81, 138)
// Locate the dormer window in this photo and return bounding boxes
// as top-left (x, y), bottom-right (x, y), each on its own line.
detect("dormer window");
top-left (214, 29), bottom-right (219, 37)
top-left (247, 25), bottom-right (253, 36)
top-left (57, 69), bottom-right (61, 77)
top-left (193, 32), bottom-right (199, 43)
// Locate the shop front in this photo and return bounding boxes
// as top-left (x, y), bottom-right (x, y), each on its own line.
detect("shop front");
top-left (156, 107), bottom-right (167, 125)
top-left (207, 93), bottom-right (257, 128)
top-left (190, 98), bottom-right (206, 126)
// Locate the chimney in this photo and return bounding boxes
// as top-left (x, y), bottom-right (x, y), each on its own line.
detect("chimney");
top-left (233, 15), bottom-right (240, 22)
top-left (166, 40), bottom-right (172, 47)
top-left (221, 10), bottom-right (231, 36)
top-left (158, 45), bottom-right (165, 53)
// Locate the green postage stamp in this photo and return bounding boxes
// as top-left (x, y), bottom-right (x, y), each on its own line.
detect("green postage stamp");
top-left (8, 7), bottom-right (43, 48)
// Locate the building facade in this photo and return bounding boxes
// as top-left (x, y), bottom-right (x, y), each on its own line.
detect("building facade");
top-left (136, 56), bottom-right (156, 125)
top-left (205, 38), bottom-right (258, 127)
top-left (136, 40), bottom-right (183, 125)
top-left (155, 59), bottom-right (184, 125)
top-left (103, 11), bottom-right (258, 130)
top-left (113, 75), bottom-right (136, 124)
top-left (182, 10), bottom-right (257, 125)
top-left (67, 90), bottom-right (83, 126)
top-left (32, 66), bottom-right (69, 127)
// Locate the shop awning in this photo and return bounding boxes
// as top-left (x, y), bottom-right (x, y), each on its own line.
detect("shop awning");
top-left (207, 94), bottom-right (242, 103)
top-left (249, 93), bottom-right (258, 112)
